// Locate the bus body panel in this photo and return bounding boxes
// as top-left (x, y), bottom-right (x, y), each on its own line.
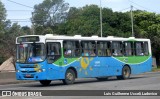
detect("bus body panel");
top-left (16, 61), bottom-right (48, 80)
top-left (16, 56), bottom-right (152, 80)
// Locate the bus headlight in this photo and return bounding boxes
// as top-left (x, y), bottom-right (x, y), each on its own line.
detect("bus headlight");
top-left (38, 69), bottom-right (42, 72)
top-left (16, 70), bottom-right (20, 72)
top-left (38, 69), bottom-right (45, 72)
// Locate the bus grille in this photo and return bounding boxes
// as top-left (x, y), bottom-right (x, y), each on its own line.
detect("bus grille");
top-left (20, 65), bottom-right (36, 68)
top-left (21, 71), bottom-right (36, 73)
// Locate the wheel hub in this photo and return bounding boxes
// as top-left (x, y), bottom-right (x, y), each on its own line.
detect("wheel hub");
top-left (67, 73), bottom-right (73, 81)
top-left (124, 69), bottom-right (129, 77)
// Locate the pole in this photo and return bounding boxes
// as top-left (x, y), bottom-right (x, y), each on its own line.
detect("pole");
top-left (131, 5), bottom-right (134, 37)
top-left (100, 0), bottom-right (103, 37)
top-left (31, 12), bottom-right (35, 35)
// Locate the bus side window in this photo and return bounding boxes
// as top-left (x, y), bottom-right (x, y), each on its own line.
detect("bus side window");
top-left (112, 41), bottom-right (123, 56)
top-left (81, 41), bottom-right (96, 57)
top-left (75, 41), bottom-right (81, 56)
top-left (97, 41), bottom-right (111, 56)
top-left (124, 42), bottom-right (133, 56)
top-left (63, 40), bottom-right (80, 57)
top-left (89, 42), bottom-right (96, 56)
top-left (143, 42), bottom-right (149, 56)
top-left (135, 42), bottom-right (144, 56)
top-left (97, 42), bottom-right (105, 56)
top-left (107, 42), bottom-right (111, 56)
top-left (64, 41), bottom-right (72, 57)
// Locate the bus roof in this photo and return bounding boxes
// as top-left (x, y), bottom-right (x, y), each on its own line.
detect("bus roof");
top-left (16, 34), bottom-right (150, 43)
top-left (44, 34), bottom-right (150, 41)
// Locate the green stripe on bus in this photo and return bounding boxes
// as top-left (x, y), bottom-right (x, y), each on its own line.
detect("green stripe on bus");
top-left (114, 55), bottom-right (151, 64)
top-left (54, 57), bottom-right (79, 66)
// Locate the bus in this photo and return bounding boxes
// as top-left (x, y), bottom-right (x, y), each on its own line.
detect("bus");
top-left (16, 34), bottom-right (152, 86)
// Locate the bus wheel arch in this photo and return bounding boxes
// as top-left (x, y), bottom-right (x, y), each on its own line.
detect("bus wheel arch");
top-left (68, 67), bottom-right (77, 78)
top-left (62, 67), bottom-right (77, 85)
top-left (117, 64), bottom-right (131, 80)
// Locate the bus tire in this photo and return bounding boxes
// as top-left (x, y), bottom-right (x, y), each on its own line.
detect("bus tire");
top-left (62, 69), bottom-right (75, 85)
top-left (39, 80), bottom-right (51, 86)
top-left (117, 66), bottom-right (131, 80)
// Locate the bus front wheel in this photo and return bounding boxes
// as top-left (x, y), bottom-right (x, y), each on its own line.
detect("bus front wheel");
top-left (117, 66), bottom-right (131, 80)
top-left (39, 80), bottom-right (51, 86)
top-left (62, 69), bottom-right (75, 85)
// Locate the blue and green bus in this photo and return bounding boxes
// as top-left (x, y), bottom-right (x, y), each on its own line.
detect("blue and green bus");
top-left (16, 34), bottom-right (152, 85)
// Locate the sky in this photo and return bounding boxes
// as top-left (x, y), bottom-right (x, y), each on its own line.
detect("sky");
top-left (1, 0), bottom-right (160, 27)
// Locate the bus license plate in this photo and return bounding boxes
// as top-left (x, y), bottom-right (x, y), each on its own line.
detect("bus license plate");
top-left (25, 74), bottom-right (31, 77)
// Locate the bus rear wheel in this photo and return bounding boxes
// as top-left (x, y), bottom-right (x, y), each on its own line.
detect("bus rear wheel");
top-left (117, 66), bottom-right (131, 80)
top-left (39, 80), bottom-right (51, 86)
top-left (63, 69), bottom-right (75, 85)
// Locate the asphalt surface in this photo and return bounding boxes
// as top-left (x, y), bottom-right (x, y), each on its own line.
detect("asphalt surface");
top-left (0, 72), bottom-right (160, 99)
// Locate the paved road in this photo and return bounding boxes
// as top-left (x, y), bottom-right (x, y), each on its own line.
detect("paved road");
top-left (0, 72), bottom-right (160, 99)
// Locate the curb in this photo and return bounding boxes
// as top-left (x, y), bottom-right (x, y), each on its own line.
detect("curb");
top-left (0, 72), bottom-right (34, 85)
top-left (0, 80), bottom-right (33, 85)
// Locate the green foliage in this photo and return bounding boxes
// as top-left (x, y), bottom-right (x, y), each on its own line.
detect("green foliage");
top-left (32, 0), bottom-right (69, 27)
top-left (0, 1), bottom-right (6, 21)
top-left (63, 5), bottom-right (132, 37)
top-left (65, 5), bottom-right (101, 36)
top-left (0, 1), bottom-right (6, 36)
top-left (0, 0), bottom-right (30, 65)
top-left (43, 27), bottom-right (53, 34)
top-left (21, 26), bottom-right (31, 35)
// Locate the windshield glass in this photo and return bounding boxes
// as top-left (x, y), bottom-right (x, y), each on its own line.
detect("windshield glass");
top-left (16, 43), bottom-right (45, 63)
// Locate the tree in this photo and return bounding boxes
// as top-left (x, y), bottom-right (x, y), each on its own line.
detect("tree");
top-left (0, 23), bottom-right (25, 68)
top-left (0, 1), bottom-right (6, 37)
top-left (64, 5), bottom-right (132, 37)
top-left (21, 26), bottom-right (31, 35)
top-left (0, 1), bottom-right (7, 64)
top-left (65, 5), bottom-right (100, 36)
top-left (32, 0), bottom-right (69, 27)
top-left (43, 27), bottom-right (53, 34)
top-left (133, 10), bottom-right (160, 66)
top-left (147, 24), bottom-right (160, 65)
top-left (133, 11), bottom-right (156, 37)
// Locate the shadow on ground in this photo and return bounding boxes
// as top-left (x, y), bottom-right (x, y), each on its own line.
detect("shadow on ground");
top-left (21, 76), bottom-right (145, 88)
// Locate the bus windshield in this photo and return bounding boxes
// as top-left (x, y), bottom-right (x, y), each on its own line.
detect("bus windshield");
top-left (16, 43), bottom-right (45, 63)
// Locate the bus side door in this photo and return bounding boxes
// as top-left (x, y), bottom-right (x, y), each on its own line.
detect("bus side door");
top-left (46, 40), bottom-right (63, 80)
